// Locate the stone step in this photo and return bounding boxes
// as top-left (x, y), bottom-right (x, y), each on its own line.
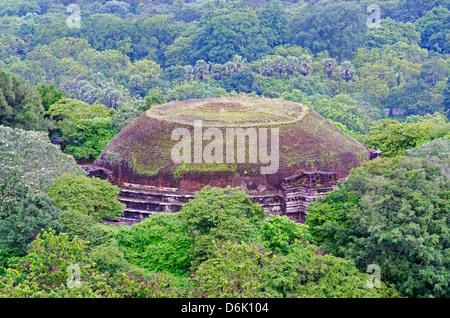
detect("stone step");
top-left (119, 188), bottom-right (193, 203)
top-left (121, 208), bottom-right (172, 222)
top-left (118, 197), bottom-right (184, 206)
top-left (118, 197), bottom-right (184, 213)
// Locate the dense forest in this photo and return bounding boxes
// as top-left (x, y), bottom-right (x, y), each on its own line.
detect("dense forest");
top-left (0, 0), bottom-right (449, 300)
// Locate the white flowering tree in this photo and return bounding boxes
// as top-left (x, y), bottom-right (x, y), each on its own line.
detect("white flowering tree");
top-left (0, 126), bottom-right (85, 201)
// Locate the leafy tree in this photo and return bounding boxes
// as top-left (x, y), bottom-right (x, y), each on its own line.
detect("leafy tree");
top-left (394, 0), bottom-right (447, 22)
top-left (0, 230), bottom-right (114, 297)
top-left (306, 143), bottom-right (450, 297)
top-left (307, 94), bottom-right (375, 134)
top-left (0, 192), bottom-right (61, 256)
top-left (382, 79), bottom-right (443, 116)
top-left (0, 69), bottom-right (48, 131)
top-left (221, 68), bottom-right (259, 94)
top-left (259, 215), bottom-right (312, 255)
top-left (257, 0), bottom-right (289, 47)
top-left (179, 186), bottom-right (265, 270)
top-left (48, 173), bottom-right (125, 221)
top-left (417, 6), bottom-right (450, 53)
top-left (420, 58), bottom-right (449, 87)
top-left (355, 54), bottom-right (421, 105)
top-left (363, 113), bottom-right (449, 157)
top-left (47, 97), bottom-right (116, 159)
top-left (191, 241), bottom-right (269, 298)
top-left (192, 7), bottom-right (270, 64)
top-left (290, 0), bottom-right (367, 59)
top-left (37, 83), bottom-right (64, 112)
top-left (102, 0), bottom-right (130, 18)
top-left (117, 214), bottom-right (192, 276)
top-left (0, 126), bottom-right (85, 204)
top-left (365, 17), bottom-right (421, 48)
top-left (57, 209), bottom-right (115, 248)
top-left (262, 247), bottom-right (401, 298)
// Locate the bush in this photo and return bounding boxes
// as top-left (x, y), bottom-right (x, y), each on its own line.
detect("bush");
top-left (48, 173), bottom-right (125, 221)
top-left (178, 186), bottom-right (265, 270)
top-left (117, 214), bottom-right (192, 276)
top-left (306, 140), bottom-right (450, 297)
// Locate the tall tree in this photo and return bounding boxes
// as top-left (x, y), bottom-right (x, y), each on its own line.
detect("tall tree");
top-left (298, 55), bottom-right (313, 76)
top-left (192, 7), bottom-right (270, 64)
top-left (290, 0), bottom-right (367, 59)
top-left (340, 61), bottom-right (356, 83)
top-left (0, 69), bottom-right (48, 131)
top-left (193, 60), bottom-right (209, 82)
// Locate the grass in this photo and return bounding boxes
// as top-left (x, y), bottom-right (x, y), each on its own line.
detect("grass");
top-left (146, 96), bottom-right (309, 127)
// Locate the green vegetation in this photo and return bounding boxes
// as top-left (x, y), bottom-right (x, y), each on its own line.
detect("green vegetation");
top-left (306, 138), bottom-right (449, 297)
top-left (48, 173), bottom-right (125, 221)
top-left (0, 0), bottom-right (449, 300)
top-left (0, 186), bottom-right (401, 298)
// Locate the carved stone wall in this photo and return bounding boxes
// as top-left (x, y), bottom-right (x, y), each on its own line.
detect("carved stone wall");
top-left (280, 172), bottom-right (339, 222)
top-left (98, 171), bottom-right (338, 224)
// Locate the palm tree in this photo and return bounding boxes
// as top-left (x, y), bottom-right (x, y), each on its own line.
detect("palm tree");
top-left (392, 64), bottom-right (404, 87)
top-left (232, 55), bottom-right (246, 71)
top-left (322, 58), bottom-right (337, 94)
top-left (211, 64), bottom-right (226, 80)
top-left (224, 61), bottom-right (237, 77)
top-left (193, 60), bottom-right (209, 82)
top-left (273, 56), bottom-right (287, 79)
top-left (299, 55), bottom-right (313, 76)
top-left (340, 61), bottom-right (356, 83)
top-left (285, 56), bottom-right (300, 77)
top-left (259, 59), bottom-right (274, 77)
top-left (130, 74), bottom-right (143, 90)
top-left (184, 65), bottom-right (195, 82)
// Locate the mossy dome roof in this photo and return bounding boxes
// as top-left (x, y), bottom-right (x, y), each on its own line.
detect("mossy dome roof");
top-left (94, 97), bottom-right (371, 191)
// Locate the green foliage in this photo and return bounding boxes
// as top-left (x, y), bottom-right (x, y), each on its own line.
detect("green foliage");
top-left (365, 17), bottom-right (421, 48)
top-left (192, 7), bottom-right (270, 64)
top-left (290, 0), bottom-right (367, 59)
top-left (117, 214), bottom-right (192, 276)
top-left (179, 186), bottom-right (265, 270)
top-left (47, 97), bottom-right (117, 159)
top-left (364, 113), bottom-right (449, 157)
top-left (260, 215), bottom-right (313, 255)
top-left (37, 83), bottom-right (64, 112)
top-left (191, 241), bottom-right (269, 298)
top-left (416, 6), bottom-right (450, 53)
top-left (0, 125), bottom-right (85, 199)
top-left (57, 210), bottom-right (117, 248)
top-left (0, 230), bottom-right (114, 297)
top-left (0, 0), bottom-right (449, 299)
top-left (306, 143), bottom-right (450, 297)
top-left (48, 173), bottom-right (125, 221)
top-left (0, 192), bottom-right (61, 256)
top-left (262, 247), bottom-right (400, 298)
top-left (307, 94), bottom-right (376, 134)
top-left (0, 69), bottom-right (48, 131)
